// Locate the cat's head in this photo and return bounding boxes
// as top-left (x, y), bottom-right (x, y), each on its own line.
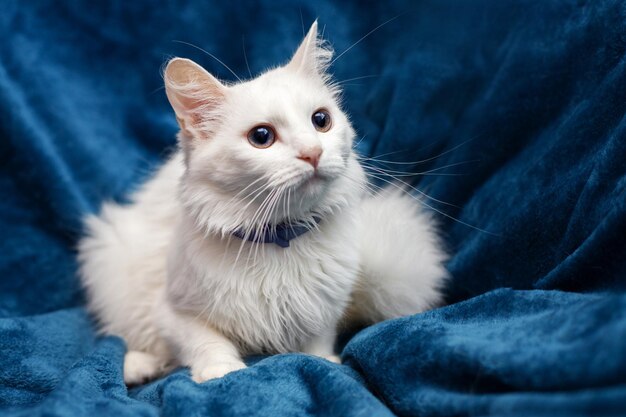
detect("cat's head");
top-left (164, 21), bottom-right (364, 236)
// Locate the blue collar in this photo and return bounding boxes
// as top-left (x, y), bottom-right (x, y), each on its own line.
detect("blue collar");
top-left (232, 218), bottom-right (320, 248)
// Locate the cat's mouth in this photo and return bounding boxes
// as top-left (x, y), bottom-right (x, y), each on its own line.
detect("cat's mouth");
top-left (283, 167), bottom-right (337, 197)
top-left (298, 170), bottom-right (326, 188)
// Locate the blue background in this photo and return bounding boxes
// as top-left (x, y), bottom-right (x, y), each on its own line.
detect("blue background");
top-left (1, 1), bottom-right (625, 415)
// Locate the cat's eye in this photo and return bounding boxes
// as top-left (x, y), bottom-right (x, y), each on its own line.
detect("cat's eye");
top-left (247, 125), bottom-right (276, 148)
top-left (312, 109), bottom-right (332, 132)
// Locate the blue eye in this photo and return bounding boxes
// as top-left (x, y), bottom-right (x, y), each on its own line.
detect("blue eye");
top-left (312, 109), bottom-right (332, 132)
top-left (247, 125), bottom-right (276, 148)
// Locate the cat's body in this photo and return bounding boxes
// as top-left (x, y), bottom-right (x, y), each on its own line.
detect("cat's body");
top-left (78, 22), bottom-right (448, 384)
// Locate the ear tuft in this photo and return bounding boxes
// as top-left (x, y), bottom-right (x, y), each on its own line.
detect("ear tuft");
top-left (164, 58), bottom-right (226, 137)
top-left (287, 20), bottom-right (333, 76)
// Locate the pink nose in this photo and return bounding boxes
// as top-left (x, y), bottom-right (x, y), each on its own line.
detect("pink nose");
top-left (297, 147), bottom-right (323, 169)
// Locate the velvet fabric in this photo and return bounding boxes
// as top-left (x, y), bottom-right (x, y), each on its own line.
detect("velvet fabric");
top-left (1, 1), bottom-right (625, 416)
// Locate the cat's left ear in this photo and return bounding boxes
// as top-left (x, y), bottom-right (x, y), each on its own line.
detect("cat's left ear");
top-left (164, 58), bottom-right (227, 139)
top-left (287, 20), bottom-right (333, 76)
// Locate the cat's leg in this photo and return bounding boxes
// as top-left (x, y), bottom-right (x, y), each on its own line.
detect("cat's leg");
top-left (124, 350), bottom-right (172, 385)
top-left (156, 301), bottom-right (246, 382)
top-left (303, 328), bottom-right (341, 364)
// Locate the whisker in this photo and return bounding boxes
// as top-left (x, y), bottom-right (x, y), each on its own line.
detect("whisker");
top-left (249, 185), bottom-right (282, 267)
top-left (150, 85), bottom-right (165, 95)
top-left (286, 188), bottom-right (294, 236)
top-left (360, 159), bottom-right (478, 176)
top-left (364, 169), bottom-right (459, 208)
top-left (239, 184), bottom-right (275, 235)
top-left (253, 185), bottom-right (285, 264)
top-left (337, 172), bottom-right (382, 197)
top-left (242, 36), bottom-right (253, 79)
top-left (230, 182), bottom-right (274, 243)
top-left (336, 74), bottom-right (380, 85)
top-left (172, 40), bottom-right (242, 82)
top-left (330, 14), bottom-right (403, 65)
top-left (236, 187), bottom-right (276, 274)
top-left (209, 177), bottom-right (269, 236)
top-left (377, 176), bottom-right (499, 236)
top-left (250, 193), bottom-right (272, 266)
top-left (353, 134), bottom-right (368, 149)
top-left (415, 160), bottom-right (479, 174)
top-left (360, 135), bottom-right (478, 166)
top-left (357, 148), bottom-right (409, 161)
top-left (362, 168), bottom-right (466, 177)
top-left (360, 170), bottom-right (497, 235)
top-left (223, 176), bottom-right (268, 207)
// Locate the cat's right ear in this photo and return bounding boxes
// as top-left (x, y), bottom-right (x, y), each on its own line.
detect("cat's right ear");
top-left (164, 58), bottom-right (226, 138)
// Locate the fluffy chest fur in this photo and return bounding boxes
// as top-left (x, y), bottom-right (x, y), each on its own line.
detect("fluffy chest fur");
top-left (166, 209), bottom-right (361, 354)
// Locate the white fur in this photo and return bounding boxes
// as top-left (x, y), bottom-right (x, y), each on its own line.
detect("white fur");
top-left (78, 22), bottom-right (448, 384)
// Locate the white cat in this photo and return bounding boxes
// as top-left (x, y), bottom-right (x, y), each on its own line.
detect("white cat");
top-left (78, 21), bottom-right (448, 385)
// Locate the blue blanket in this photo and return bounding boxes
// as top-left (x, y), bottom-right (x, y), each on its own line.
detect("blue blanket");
top-left (1, 1), bottom-right (625, 416)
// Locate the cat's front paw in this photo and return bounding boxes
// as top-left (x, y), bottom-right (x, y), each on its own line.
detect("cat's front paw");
top-left (191, 360), bottom-right (246, 382)
top-left (124, 350), bottom-right (167, 385)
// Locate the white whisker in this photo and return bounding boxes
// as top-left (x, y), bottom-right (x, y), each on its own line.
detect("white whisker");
top-left (242, 36), bottom-right (253, 79)
top-left (173, 40), bottom-right (242, 82)
top-left (330, 14), bottom-right (403, 65)
top-left (359, 135), bottom-right (478, 166)
top-left (337, 74), bottom-right (380, 85)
